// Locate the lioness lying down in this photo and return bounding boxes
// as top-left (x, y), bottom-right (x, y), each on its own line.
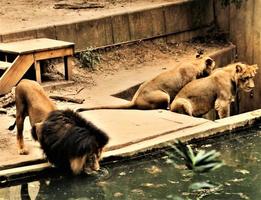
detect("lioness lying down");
top-left (77, 56), bottom-right (215, 112)
top-left (170, 62), bottom-right (258, 119)
top-left (9, 79), bottom-right (109, 174)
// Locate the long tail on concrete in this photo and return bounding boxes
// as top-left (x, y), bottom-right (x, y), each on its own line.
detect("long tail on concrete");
top-left (76, 101), bottom-right (136, 112)
top-left (8, 120), bottom-right (16, 130)
top-left (170, 98), bottom-right (193, 116)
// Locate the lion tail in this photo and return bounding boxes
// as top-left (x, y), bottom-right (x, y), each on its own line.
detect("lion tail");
top-left (76, 101), bottom-right (136, 112)
top-left (170, 98), bottom-right (193, 116)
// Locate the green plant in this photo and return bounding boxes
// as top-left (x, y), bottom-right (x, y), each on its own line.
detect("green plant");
top-left (165, 140), bottom-right (224, 199)
top-left (78, 48), bottom-right (100, 69)
top-left (167, 140), bottom-right (224, 173)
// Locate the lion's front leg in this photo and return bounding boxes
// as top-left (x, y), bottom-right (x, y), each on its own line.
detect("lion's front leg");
top-left (215, 99), bottom-right (230, 119)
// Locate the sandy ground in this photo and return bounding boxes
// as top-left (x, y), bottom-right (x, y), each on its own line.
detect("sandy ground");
top-left (0, 0), bottom-right (176, 34)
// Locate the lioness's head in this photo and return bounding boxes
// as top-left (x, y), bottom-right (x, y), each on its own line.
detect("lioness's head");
top-left (235, 63), bottom-right (258, 92)
top-left (199, 57), bottom-right (215, 77)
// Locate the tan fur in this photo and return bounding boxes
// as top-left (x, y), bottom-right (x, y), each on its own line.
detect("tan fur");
top-left (77, 56), bottom-right (215, 112)
top-left (170, 62), bottom-right (258, 119)
top-left (70, 150), bottom-right (103, 174)
top-left (10, 79), bottom-right (57, 155)
top-left (70, 156), bottom-right (87, 175)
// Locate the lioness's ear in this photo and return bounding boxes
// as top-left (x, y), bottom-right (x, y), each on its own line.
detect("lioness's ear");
top-left (196, 49), bottom-right (204, 58)
top-left (236, 64), bottom-right (243, 73)
top-left (252, 64), bottom-right (258, 71)
top-left (205, 58), bottom-right (215, 69)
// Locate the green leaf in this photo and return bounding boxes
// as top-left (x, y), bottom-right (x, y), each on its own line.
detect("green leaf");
top-left (194, 162), bottom-right (224, 173)
top-left (189, 182), bottom-right (216, 190)
top-left (168, 140), bottom-right (224, 173)
top-left (194, 150), bottom-right (220, 166)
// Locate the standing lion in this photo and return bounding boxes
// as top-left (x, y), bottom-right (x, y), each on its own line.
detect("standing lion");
top-left (9, 79), bottom-right (109, 174)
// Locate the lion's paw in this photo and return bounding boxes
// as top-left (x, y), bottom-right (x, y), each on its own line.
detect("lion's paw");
top-left (18, 148), bottom-right (29, 155)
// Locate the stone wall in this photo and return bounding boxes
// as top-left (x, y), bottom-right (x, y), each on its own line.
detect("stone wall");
top-left (0, 0), bottom-right (214, 52)
top-left (215, 0), bottom-right (261, 113)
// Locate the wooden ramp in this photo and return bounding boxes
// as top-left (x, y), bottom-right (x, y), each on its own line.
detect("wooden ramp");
top-left (0, 38), bottom-right (75, 95)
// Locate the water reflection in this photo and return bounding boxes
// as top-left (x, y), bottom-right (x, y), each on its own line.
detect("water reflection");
top-left (0, 126), bottom-right (261, 200)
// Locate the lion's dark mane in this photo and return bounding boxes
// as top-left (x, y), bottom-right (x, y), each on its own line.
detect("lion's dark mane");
top-left (32, 109), bottom-right (109, 171)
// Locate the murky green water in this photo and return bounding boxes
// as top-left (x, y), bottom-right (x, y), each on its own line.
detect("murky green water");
top-left (0, 125), bottom-right (261, 200)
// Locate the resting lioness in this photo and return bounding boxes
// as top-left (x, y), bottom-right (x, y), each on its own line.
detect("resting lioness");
top-left (77, 56), bottom-right (215, 112)
top-left (8, 79), bottom-right (57, 155)
top-left (170, 62), bottom-right (258, 119)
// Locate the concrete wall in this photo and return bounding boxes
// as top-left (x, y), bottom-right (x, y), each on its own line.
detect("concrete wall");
top-left (215, 0), bottom-right (261, 113)
top-left (0, 0), bottom-right (214, 52)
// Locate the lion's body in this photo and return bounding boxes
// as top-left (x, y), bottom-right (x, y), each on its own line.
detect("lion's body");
top-left (10, 79), bottom-right (109, 174)
top-left (170, 63), bottom-right (258, 119)
top-left (77, 57), bottom-right (215, 112)
top-left (12, 79), bottom-right (57, 155)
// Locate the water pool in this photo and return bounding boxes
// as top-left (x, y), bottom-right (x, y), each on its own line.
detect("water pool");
top-left (0, 124), bottom-right (260, 200)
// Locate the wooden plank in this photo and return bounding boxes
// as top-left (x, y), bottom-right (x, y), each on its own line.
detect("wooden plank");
top-left (0, 54), bottom-right (34, 95)
top-left (34, 48), bottom-right (74, 60)
top-left (0, 38), bottom-right (74, 54)
top-left (34, 60), bottom-right (41, 83)
top-left (0, 61), bottom-right (12, 71)
top-left (64, 56), bottom-right (73, 80)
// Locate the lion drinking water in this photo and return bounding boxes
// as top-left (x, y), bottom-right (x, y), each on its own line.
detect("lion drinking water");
top-left (9, 79), bottom-right (109, 174)
top-left (170, 62), bottom-right (258, 119)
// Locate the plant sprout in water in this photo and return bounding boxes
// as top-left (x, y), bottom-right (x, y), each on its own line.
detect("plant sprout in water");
top-left (165, 140), bottom-right (225, 199)
top-left (166, 140), bottom-right (224, 173)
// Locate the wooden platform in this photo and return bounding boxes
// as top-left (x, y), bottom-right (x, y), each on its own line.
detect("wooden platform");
top-left (0, 38), bottom-right (75, 95)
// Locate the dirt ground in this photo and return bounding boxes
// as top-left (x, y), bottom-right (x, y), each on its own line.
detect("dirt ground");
top-left (0, 0), bottom-right (176, 34)
top-left (0, 0), bottom-right (229, 167)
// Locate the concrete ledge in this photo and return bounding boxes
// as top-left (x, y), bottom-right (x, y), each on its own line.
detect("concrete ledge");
top-left (1, 109), bottom-right (261, 184)
top-left (2, 29), bottom-right (37, 43)
top-left (105, 109), bottom-right (261, 158)
top-left (128, 7), bottom-right (165, 40)
top-left (0, 0), bottom-right (214, 51)
top-left (36, 26), bottom-right (57, 40)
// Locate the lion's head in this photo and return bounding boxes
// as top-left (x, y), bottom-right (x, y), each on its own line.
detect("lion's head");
top-left (32, 109), bottom-right (109, 175)
top-left (235, 63), bottom-right (258, 92)
top-left (196, 56), bottom-right (216, 78)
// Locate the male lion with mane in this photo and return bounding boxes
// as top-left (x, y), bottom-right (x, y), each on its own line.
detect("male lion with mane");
top-left (32, 109), bottom-right (109, 175)
top-left (170, 62), bottom-right (258, 119)
top-left (77, 55), bottom-right (215, 112)
top-left (9, 79), bottom-right (109, 174)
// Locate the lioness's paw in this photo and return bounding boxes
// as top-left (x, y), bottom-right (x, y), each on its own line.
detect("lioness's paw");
top-left (18, 148), bottom-right (29, 155)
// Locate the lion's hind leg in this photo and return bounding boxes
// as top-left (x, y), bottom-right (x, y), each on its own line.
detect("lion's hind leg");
top-left (137, 90), bottom-right (170, 109)
top-left (15, 98), bottom-right (29, 155)
top-left (170, 98), bottom-right (193, 116)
